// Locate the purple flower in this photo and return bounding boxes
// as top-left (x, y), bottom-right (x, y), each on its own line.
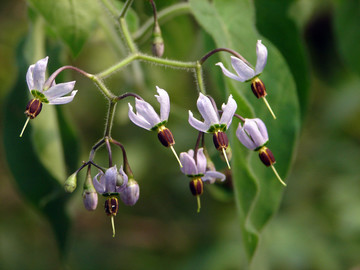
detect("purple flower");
top-left (236, 118), bottom-right (269, 150)
top-left (188, 93), bottom-right (237, 133)
top-left (83, 191), bottom-right (98, 211)
top-left (180, 148), bottom-right (225, 184)
top-left (119, 179), bottom-right (140, 206)
top-left (93, 165), bottom-right (128, 195)
top-left (215, 40), bottom-right (268, 82)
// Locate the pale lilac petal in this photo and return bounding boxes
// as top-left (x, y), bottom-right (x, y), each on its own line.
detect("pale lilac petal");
top-left (135, 98), bottom-right (161, 127)
top-left (83, 191), bottom-right (98, 211)
top-left (196, 148), bottom-right (207, 175)
top-left (215, 62), bottom-right (243, 82)
top-left (188, 111), bottom-right (209, 133)
top-left (104, 166), bottom-right (117, 193)
top-left (243, 119), bottom-right (268, 147)
top-left (32, 57), bottom-right (48, 91)
top-left (128, 103), bottom-right (153, 130)
top-left (202, 171), bottom-right (226, 184)
top-left (26, 64), bottom-right (35, 91)
top-left (155, 86), bottom-right (170, 122)
top-left (197, 93), bottom-right (219, 125)
top-left (236, 123), bottom-right (257, 150)
top-left (180, 152), bottom-right (198, 175)
top-left (45, 81), bottom-right (76, 99)
top-left (116, 166), bottom-right (128, 193)
top-left (219, 95), bottom-right (237, 128)
top-left (253, 118), bottom-right (268, 142)
top-left (93, 172), bottom-right (106, 194)
top-left (48, 90), bottom-right (77, 105)
top-left (255, 40), bottom-right (268, 75)
top-left (231, 56), bottom-right (255, 81)
top-left (119, 180), bottom-right (140, 206)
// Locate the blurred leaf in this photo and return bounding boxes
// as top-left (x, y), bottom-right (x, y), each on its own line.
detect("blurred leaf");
top-left (189, 0), bottom-right (300, 261)
top-left (333, 0), bottom-right (360, 76)
top-left (254, 0), bottom-right (310, 121)
top-left (3, 40), bottom-right (72, 256)
top-left (27, 0), bottom-right (100, 56)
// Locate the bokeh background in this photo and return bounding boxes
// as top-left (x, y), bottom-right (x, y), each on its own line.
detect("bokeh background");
top-left (1, 0), bottom-right (360, 269)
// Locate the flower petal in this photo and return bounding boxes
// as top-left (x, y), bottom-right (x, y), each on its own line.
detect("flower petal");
top-left (155, 86), bottom-right (170, 122)
top-left (45, 81), bottom-right (76, 100)
top-left (48, 90), bottom-right (77, 105)
top-left (135, 98), bottom-right (161, 127)
top-left (215, 62), bottom-right (244, 82)
top-left (116, 166), bottom-right (129, 193)
top-left (219, 95), bottom-right (237, 128)
top-left (236, 122), bottom-right (257, 150)
top-left (104, 166), bottom-right (117, 193)
top-left (231, 56), bottom-right (255, 81)
top-left (180, 151), bottom-right (198, 175)
top-left (188, 111), bottom-right (209, 133)
top-left (253, 118), bottom-right (268, 142)
top-left (243, 119), bottom-right (268, 147)
top-left (202, 171), bottom-right (226, 184)
top-left (128, 103), bottom-right (153, 130)
top-left (196, 148), bottom-right (207, 175)
top-left (32, 57), bottom-right (49, 91)
top-left (93, 172), bottom-right (106, 194)
top-left (255, 40), bottom-right (268, 75)
top-left (197, 93), bottom-right (219, 126)
top-left (26, 64), bottom-right (35, 91)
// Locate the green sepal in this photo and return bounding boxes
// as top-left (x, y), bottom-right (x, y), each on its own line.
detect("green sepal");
top-left (187, 173), bottom-right (205, 178)
top-left (150, 120), bottom-right (167, 131)
top-left (254, 141), bottom-right (268, 152)
top-left (207, 124), bottom-right (227, 133)
top-left (102, 192), bottom-right (119, 197)
top-left (31, 90), bottom-right (49, 103)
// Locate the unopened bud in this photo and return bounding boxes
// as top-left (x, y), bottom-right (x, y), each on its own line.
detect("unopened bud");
top-left (119, 178), bottom-right (140, 206)
top-left (64, 172), bottom-right (77, 193)
top-left (157, 126), bottom-right (175, 147)
top-left (152, 22), bottom-right (164, 57)
top-left (25, 99), bottom-right (43, 119)
top-left (104, 197), bottom-right (119, 217)
top-left (251, 77), bottom-right (267, 99)
top-left (189, 178), bottom-right (204, 196)
top-left (258, 146), bottom-right (276, 167)
top-left (83, 191), bottom-right (98, 211)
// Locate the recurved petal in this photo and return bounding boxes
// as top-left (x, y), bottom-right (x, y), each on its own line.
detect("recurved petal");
top-left (215, 62), bottom-right (244, 82)
top-left (45, 81), bottom-right (76, 99)
top-left (104, 166), bottom-right (117, 193)
top-left (128, 103), bottom-right (153, 130)
top-left (236, 123), bottom-right (257, 150)
top-left (32, 57), bottom-right (49, 91)
top-left (26, 64), bottom-right (35, 91)
top-left (196, 148), bottom-right (207, 175)
top-left (115, 166), bottom-right (129, 193)
top-left (188, 111), bottom-right (209, 133)
top-left (253, 118), bottom-right (268, 141)
top-left (219, 95), bottom-right (237, 128)
top-left (155, 86), bottom-right (170, 122)
top-left (197, 93), bottom-right (219, 125)
top-left (231, 56), bottom-right (255, 81)
top-left (180, 151), bottom-right (198, 175)
top-left (48, 90), bottom-right (78, 105)
top-left (202, 171), bottom-right (226, 184)
top-left (93, 172), bottom-right (106, 194)
top-left (135, 98), bottom-right (161, 127)
top-left (255, 40), bottom-right (268, 75)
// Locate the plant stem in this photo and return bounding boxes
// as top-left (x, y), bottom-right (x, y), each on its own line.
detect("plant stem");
top-left (97, 54), bottom-right (138, 78)
top-left (119, 0), bottom-right (134, 19)
top-left (104, 101), bottom-right (117, 137)
top-left (120, 16), bottom-right (137, 53)
top-left (195, 62), bottom-right (206, 94)
top-left (88, 74), bottom-right (116, 99)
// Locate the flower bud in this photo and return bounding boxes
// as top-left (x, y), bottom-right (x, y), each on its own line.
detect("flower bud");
top-left (189, 178), bottom-right (204, 196)
top-left (64, 172), bottom-right (77, 193)
top-left (152, 22), bottom-right (164, 57)
top-left (104, 197), bottom-right (119, 217)
top-left (157, 126), bottom-right (175, 147)
top-left (119, 178), bottom-right (140, 206)
top-left (83, 191), bottom-right (98, 211)
top-left (251, 77), bottom-right (267, 99)
top-left (25, 99), bottom-right (42, 119)
top-left (258, 146), bottom-right (276, 167)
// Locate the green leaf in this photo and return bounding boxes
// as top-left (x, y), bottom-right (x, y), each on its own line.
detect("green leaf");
top-left (27, 0), bottom-right (100, 56)
top-left (334, 0), bottom-right (360, 76)
top-left (254, 0), bottom-right (310, 121)
top-left (189, 0), bottom-right (300, 261)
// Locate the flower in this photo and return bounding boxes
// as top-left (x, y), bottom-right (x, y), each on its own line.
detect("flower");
top-left (92, 165), bottom-right (128, 195)
top-left (83, 191), bottom-right (98, 211)
top-left (128, 86), bottom-right (182, 167)
top-left (119, 179), bottom-right (140, 206)
top-left (215, 40), bottom-right (267, 83)
top-left (236, 118), bottom-right (268, 151)
top-left (180, 148), bottom-right (225, 212)
top-left (188, 93), bottom-right (237, 133)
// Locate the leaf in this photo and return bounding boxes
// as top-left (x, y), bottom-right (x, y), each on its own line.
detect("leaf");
top-left (27, 0), bottom-right (100, 56)
top-left (189, 0), bottom-right (300, 261)
top-left (333, 0), bottom-right (360, 76)
top-left (3, 40), bottom-right (73, 257)
top-left (254, 0), bottom-right (310, 121)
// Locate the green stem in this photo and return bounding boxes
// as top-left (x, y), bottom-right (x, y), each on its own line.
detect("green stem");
top-left (133, 3), bottom-right (191, 41)
top-left (120, 17), bottom-right (137, 53)
top-left (195, 62), bottom-right (206, 94)
top-left (97, 54), bottom-right (138, 78)
top-left (88, 74), bottom-right (116, 99)
top-left (138, 53), bottom-right (197, 69)
top-left (119, 0), bottom-right (134, 18)
top-left (104, 101), bottom-right (117, 137)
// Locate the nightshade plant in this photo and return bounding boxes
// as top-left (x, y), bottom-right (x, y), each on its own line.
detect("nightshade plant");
top-left (6, 0), bottom-right (301, 264)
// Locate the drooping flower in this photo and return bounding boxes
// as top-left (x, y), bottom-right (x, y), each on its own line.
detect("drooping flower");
top-left (20, 56), bottom-right (78, 137)
top-left (180, 148), bottom-right (226, 212)
top-left (236, 118), bottom-right (286, 186)
top-left (128, 86), bottom-right (182, 167)
top-left (119, 178), bottom-right (140, 206)
top-left (216, 40), bottom-right (276, 119)
top-left (188, 93), bottom-right (237, 168)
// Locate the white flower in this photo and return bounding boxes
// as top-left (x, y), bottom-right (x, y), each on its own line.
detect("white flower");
top-left (215, 40), bottom-right (268, 82)
top-left (27, 56), bottom-right (77, 104)
top-left (236, 118), bottom-right (269, 150)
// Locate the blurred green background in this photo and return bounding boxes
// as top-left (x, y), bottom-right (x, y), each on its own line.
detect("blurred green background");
top-left (1, 0), bottom-right (360, 269)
